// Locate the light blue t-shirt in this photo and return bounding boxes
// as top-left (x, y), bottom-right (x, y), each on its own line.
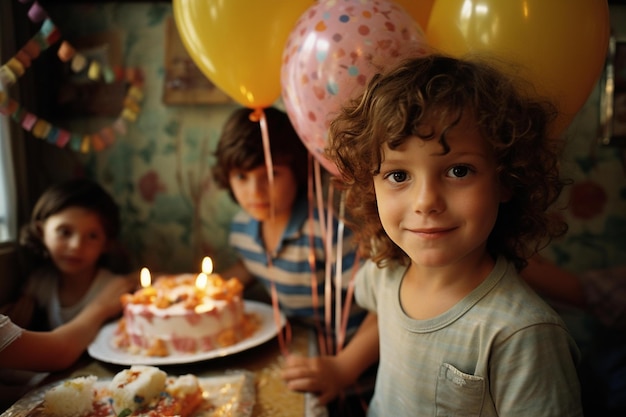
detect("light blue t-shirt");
top-left (356, 256), bottom-right (583, 417)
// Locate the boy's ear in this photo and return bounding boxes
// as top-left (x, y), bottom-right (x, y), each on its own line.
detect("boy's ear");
top-left (35, 221), bottom-right (44, 237)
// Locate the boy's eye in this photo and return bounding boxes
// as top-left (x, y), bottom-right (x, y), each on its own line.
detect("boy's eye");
top-left (393, 172), bottom-right (407, 182)
top-left (385, 171), bottom-right (408, 183)
top-left (56, 227), bottom-right (72, 238)
top-left (447, 165), bottom-right (470, 178)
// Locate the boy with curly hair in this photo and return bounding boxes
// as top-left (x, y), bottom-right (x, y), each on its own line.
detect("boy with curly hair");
top-left (282, 54), bottom-right (582, 416)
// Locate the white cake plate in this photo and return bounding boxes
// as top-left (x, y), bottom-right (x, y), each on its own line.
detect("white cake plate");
top-left (88, 300), bottom-right (286, 365)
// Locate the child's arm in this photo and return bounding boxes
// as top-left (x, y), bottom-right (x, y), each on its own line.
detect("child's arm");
top-left (520, 255), bottom-right (586, 309)
top-left (281, 312), bottom-right (379, 405)
top-left (0, 276), bottom-right (133, 371)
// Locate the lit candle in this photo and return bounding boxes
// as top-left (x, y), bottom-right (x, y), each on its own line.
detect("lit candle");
top-left (195, 272), bottom-right (208, 291)
top-left (194, 257), bottom-right (216, 312)
top-left (202, 256), bottom-right (213, 275)
top-left (195, 257), bottom-right (212, 292)
top-left (140, 267), bottom-right (152, 288)
top-left (138, 267), bottom-right (156, 302)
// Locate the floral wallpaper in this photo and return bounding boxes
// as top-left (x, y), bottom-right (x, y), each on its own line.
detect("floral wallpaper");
top-left (26, 3), bottom-right (626, 276)
top-left (551, 93), bottom-right (626, 272)
top-left (37, 3), bottom-right (244, 273)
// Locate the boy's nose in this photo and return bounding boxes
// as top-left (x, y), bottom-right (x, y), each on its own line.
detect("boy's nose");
top-left (67, 235), bottom-right (82, 249)
top-left (250, 176), bottom-right (268, 195)
top-left (412, 178), bottom-right (444, 214)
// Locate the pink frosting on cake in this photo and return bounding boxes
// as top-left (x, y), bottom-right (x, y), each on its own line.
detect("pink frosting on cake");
top-left (115, 274), bottom-right (247, 356)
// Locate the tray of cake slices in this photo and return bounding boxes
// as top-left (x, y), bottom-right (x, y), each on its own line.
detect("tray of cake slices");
top-left (1, 365), bottom-right (254, 417)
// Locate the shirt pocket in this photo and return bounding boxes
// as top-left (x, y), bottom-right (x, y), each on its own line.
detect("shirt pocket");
top-left (436, 363), bottom-right (485, 417)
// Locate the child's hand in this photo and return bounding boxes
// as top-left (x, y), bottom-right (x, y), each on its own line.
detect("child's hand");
top-left (281, 353), bottom-right (345, 405)
top-left (91, 276), bottom-right (135, 320)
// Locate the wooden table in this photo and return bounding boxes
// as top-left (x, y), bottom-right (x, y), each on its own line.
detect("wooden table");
top-left (2, 322), bottom-right (326, 417)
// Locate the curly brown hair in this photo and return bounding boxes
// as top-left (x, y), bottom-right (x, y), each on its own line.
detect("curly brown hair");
top-left (212, 106), bottom-right (309, 200)
top-left (327, 54), bottom-right (568, 270)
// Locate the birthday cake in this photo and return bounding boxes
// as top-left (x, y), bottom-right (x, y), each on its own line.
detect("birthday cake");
top-left (114, 271), bottom-right (257, 357)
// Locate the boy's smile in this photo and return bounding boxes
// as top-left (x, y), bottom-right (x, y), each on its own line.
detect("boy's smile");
top-left (373, 112), bottom-right (508, 270)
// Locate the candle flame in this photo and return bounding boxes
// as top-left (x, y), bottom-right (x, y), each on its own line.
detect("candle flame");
top-left (195, 272), bottom-right (208, 291)
top-left (140, 267), bottom-right (151, 288)
top-left (201, 257), bottom-right (213, 274)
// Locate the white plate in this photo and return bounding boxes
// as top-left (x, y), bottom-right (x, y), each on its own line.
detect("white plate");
top-left (88, 300), bottom-right (285, 365)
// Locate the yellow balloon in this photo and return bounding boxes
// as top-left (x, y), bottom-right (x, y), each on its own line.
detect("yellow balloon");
top-left (173, 0), bottom-right (312, 109)
top-left (395, 0), bottom-right (435, 31)
top-left (426, 0), bottom-right (610, 135)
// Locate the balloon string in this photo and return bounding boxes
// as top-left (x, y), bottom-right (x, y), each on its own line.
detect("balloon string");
top-left (338, 251), bottom-right (360, 353)
top-left (266, 252), bottom-right (291, 357)
top-left (307, 155), bottom-right (327, 356)
top-left (324, 183), bottom-right (335, 355)
top-left (310, 159), bottom-right (334, 354)
top-left (251, 108), bottom-right (275, 222)
top-left (314, 160), bottom-right (327, 244)
top-left (313, 159), bottom-right (332, 354)
top-left (252, 107), bottom-right (289, 355)
top-left (335, 189), bottom-right (353, 353)
top-left (333, 183), bottom-right (344, 354)
top-left (338, 203), bottom-right (360, 353)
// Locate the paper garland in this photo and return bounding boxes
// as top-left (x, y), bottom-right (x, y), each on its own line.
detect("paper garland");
top-left (0, 1), bottom-right (143, 153)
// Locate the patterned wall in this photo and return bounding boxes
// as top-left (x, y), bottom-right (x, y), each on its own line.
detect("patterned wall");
top-left (33, 3), bottom-right (626, 275)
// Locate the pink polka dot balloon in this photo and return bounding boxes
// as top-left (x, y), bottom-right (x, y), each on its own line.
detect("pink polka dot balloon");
top-left (281, 0), bottom-right (430, 176)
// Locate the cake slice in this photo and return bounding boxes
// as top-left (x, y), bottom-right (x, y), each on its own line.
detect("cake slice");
top-left (43, 375), bottom-right (97, 417)
top-left (109, 366), bottom-right (204, 417)
top-left (149, 374), bottom-right (204, 417)
top-left (109, 365), bottom-right (166, 415)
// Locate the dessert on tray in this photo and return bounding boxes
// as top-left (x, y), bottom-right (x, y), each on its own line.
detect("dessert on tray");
top-left (43, 376), bottom-right (98, 417)
top-left (6, 365), bottom-right (256, 417)
top-left (43, 365), bottom-right (204, 417)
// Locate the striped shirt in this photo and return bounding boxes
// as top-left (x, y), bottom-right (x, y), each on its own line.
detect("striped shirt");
top-left (229, 195), bottom-right (366, 338)
top-left (357, 256), bottom-right (583, 417)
